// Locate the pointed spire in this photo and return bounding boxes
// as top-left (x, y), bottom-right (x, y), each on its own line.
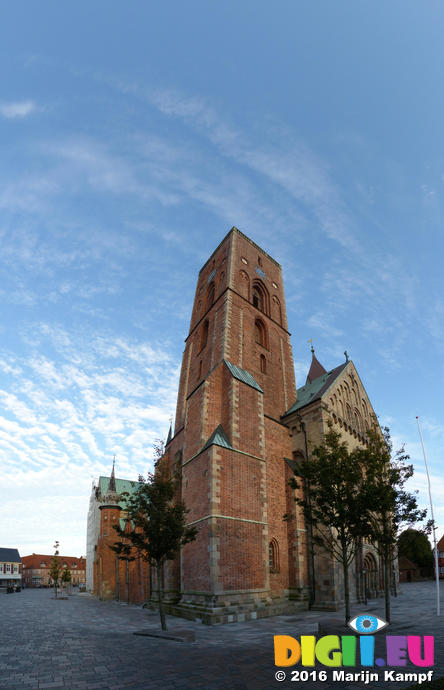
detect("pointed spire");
top-left (108, 455), bottom-right (116, 493)
top-left (102, 456), bottom-right (119, 505)
top-left (306, 346), bottom-right (327, 384)
top-left (166, 422), bottom-right (172, 446)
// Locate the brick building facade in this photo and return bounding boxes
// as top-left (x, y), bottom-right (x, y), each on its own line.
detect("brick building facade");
top-left (438, 534), bottom-right (444, 579)
top-left (158, 227), bottom-right (385, 624)
top-left (22, 553), bottom-right (85, 587)
top-left (90, 227), bottom-right (386, 621)
top-left (87, 465), bottom-right (150, 603)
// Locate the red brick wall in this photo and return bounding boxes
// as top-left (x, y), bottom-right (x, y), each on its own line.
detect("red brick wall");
top-left (165, 228), bottom-right (300, 607)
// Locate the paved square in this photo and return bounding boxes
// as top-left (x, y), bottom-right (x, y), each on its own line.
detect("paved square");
top-left (0, 581), bottom-right (442, 689)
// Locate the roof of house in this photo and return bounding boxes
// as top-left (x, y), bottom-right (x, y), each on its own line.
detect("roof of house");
top-left (283, 361), bottom-right (349, 417)
top-left (398, 556), bottom-right (418, 571)
top-left (0, 548), bottom-right (21, 563)
top-left (21, 554), bottom-right (86, 569)
top-left (98, 475), bottom-right (142, 532)
top-left (98, 476), bottom-right (139, 500)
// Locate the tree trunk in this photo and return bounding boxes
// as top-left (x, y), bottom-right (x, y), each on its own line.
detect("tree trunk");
top-left (157, 562), bottom-right (167, 631)
top-left (341, 539), bottom-right (351, 623)
top-left (384, 549), bottom-right (391, 623)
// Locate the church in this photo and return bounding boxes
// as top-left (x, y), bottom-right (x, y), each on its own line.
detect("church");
top-left (89, 226), bottom-right (385, 622)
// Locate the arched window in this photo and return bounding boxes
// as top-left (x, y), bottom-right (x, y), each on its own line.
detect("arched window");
top-left (269, 539), bottom-right (279, 572)
top-left (260, 354), bottom-right (266, 373)
top-left (338, 399), bottom-right (344, 418)
top-left (272, 295), bottom-right (282, 325)
top-left (239, 270), bottom-right (250, 300)
top-left (196, 300), bottom-right (202, 318)
top-left (255, 319), bottom-right (267, 347)
top-left (206, 282), bottom-right (215, 310)
top-left (252, 280), bottom-right (269, 315)
top-left (252, 285), bottom-right (264, 311)
top-left (200, 320), bottom-right (209, 351)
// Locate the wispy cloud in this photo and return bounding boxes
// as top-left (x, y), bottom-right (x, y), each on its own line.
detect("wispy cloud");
top-left (0, 324), bottom-right (179, 553)
top-left (0, 100), bottom-right (37, 119)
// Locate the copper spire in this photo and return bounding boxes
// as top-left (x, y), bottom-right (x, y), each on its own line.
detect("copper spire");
top-left (108, 455), bottom-right (116, 493)
top-left (306, 346), bottom-right (327, 384)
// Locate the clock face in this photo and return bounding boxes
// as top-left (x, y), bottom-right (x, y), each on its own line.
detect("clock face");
top-left (255, 266), bottom-right (266, 279)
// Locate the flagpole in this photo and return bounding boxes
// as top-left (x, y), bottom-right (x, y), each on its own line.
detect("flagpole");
top-left (416, 416), bottom-right (440, 616)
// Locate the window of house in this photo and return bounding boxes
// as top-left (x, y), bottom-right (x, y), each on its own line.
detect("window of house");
top-left (6, 564), bottom-right (10, 572)
top-left (260, 354), bottom-right (266, 373)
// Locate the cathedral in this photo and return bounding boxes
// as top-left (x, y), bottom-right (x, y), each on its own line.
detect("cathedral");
top-left (89, 226), bottom-right (385, 622)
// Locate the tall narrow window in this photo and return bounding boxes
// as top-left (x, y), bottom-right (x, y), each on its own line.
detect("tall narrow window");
top-left (206, 282), bottom-right (215, 310)
top-left (252, 280), bottom-right (269, 314)
top-left (255, 319), bottom-right (266, 347)
top-left (198, 360), bottom-right (202, 379)
top-left (260, 354), bottom-right (266, 373)
top-left (252, 285), bottom-right (264, 311)
top-left (272, 295), bottom-right (282, 325)
top-left (200, 320), bottom-right (209, 351)
top-left (269, 539), bottom-right (279, 572)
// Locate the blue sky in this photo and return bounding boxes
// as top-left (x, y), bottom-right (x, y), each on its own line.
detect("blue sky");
top-left (1, 2), bottom-right (443, 558)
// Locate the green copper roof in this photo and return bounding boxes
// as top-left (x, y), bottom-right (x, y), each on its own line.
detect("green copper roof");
top-left (203, 424), bottom-right (233, 451)
top-left (283, 362), bottom-right (348, 416)
top-left (98, 476), bottom-right (139, 509)
top-left (224, 360), bottom-right (263, 393)
top-left (98, 476), bottom-right (141, 533)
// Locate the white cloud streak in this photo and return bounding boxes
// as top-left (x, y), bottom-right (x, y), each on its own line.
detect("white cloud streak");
top-left (0, 100), bottom-right (37, 119)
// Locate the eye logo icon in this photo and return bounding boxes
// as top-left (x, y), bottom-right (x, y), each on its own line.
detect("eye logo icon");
top-left (348, 614), bottom-right (389, 634)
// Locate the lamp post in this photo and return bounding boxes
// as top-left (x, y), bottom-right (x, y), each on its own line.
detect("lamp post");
top-left (416, 416), bottom-right (440, 616)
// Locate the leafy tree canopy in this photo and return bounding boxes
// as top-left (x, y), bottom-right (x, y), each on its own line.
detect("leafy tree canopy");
top-left (398, 528), bottom-right (434, 570)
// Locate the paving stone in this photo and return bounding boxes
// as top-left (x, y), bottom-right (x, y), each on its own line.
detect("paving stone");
top-left (1, 581), bottom-right (442, 689)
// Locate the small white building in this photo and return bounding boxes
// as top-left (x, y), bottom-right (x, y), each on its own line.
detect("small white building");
top-left (0, 548), bottom-right (22, 588)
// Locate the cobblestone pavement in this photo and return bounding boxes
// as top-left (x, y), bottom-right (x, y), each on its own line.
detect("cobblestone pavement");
top-left (0, 581), bottom-right (442, 690)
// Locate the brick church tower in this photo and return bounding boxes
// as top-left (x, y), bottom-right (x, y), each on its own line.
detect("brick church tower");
top-left (163, 227), bottom-right (309, 623)
top-left (93, 462), bottom-right (122, 600)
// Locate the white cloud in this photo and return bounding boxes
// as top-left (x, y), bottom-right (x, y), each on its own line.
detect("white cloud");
top-left (0, 100), bottom-right (37, 119)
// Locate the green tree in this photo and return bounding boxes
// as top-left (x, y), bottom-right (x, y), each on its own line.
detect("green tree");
top-left (398, 528), bottom-right (434, 574)
top-left (110, 444), bottom-right (198, 630)
top-left (61, 566), bottom-right (72, 593)
top-left (49, 541), bottom-right (62, 599)
top-left (356, 427), bottom-right (427, 622)
top-left (288, 425), bottom-right (369, 623)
